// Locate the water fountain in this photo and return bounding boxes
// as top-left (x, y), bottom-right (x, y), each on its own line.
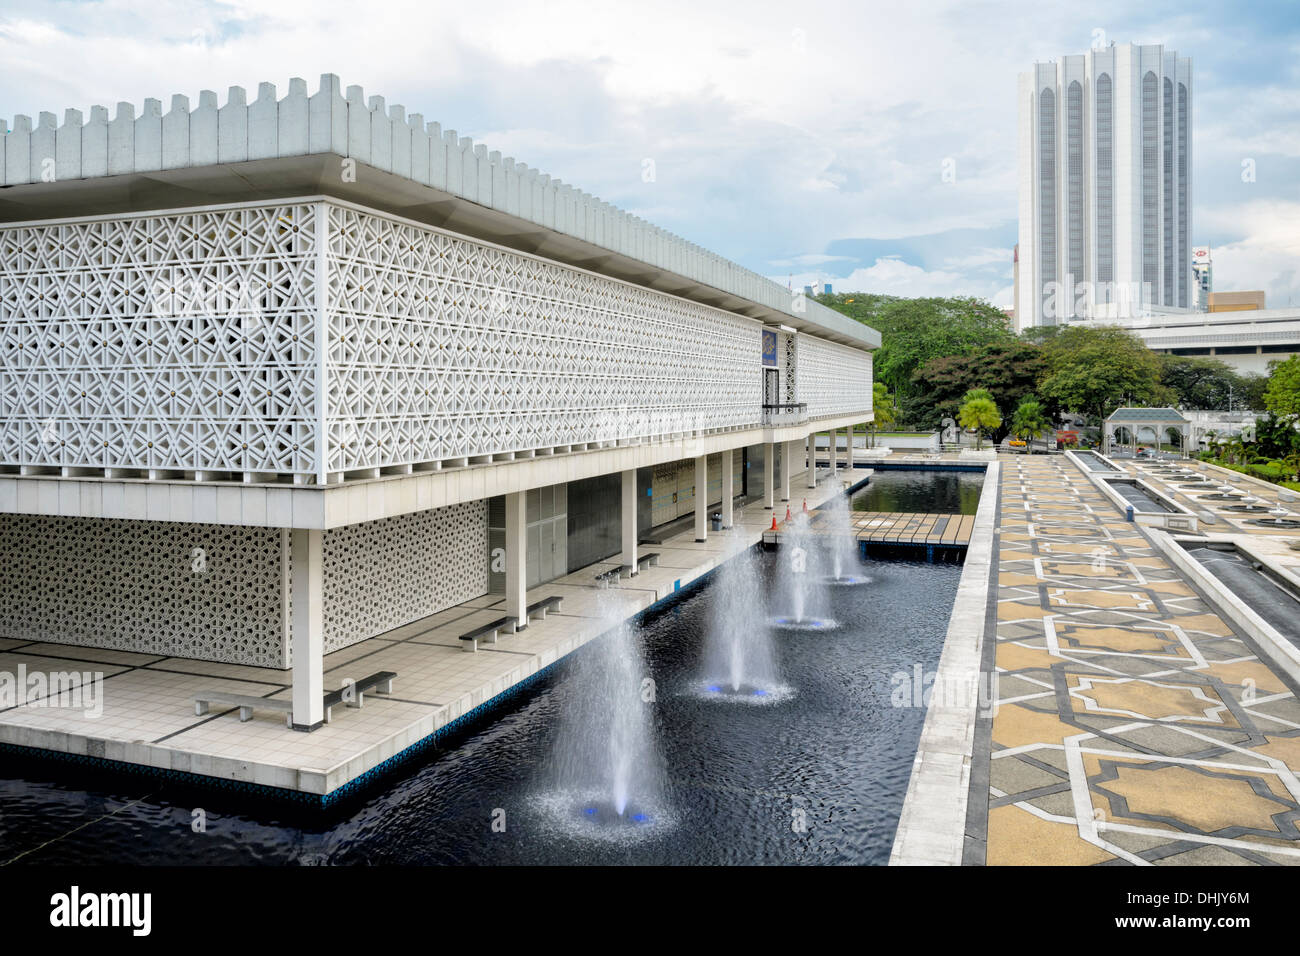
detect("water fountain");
top-left (697, 543), bottom-right (790, 703)
top-left (541, 595), bottom-right (669, 838)
top-left (1251, 504), bottom-right (1300, 529)
top-left (820, 491), bottom-right (870, 587)
top-left (769, 508), bottom-right (838, 631)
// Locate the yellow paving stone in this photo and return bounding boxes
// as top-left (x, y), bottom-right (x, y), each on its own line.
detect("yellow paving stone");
top-left (992, 703), bottom-right (1079, 750)
top-left (999, 572), bottom-right (1042, 587)
top-left (996, 640), bottom-right (1062, 670)
top-left (987, 805), bottom-right (1115, 866)
top-left (1205, 658), bottom-right (1293, 696)
top-left (1252, 736), bottom-right (1300, 772)
top-left (1070, 677), bottom-right (1234, 724)
top-left (1101, 763), bottom-right (1292, 834)
top-left (1172, 613), bottom-right (1236, 637)
top-left (1054, 624), bottom-right (1187, 656)
top-left (998, 601), bottom-right (1052, 622)
top-left (1144, 580), bottom-right (1196, 596)
top-left (1048, 588), bottom-right (1154, 611)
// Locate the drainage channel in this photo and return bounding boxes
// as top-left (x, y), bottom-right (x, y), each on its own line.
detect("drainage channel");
top-left (1182, 545), bottom-right (1300, 648)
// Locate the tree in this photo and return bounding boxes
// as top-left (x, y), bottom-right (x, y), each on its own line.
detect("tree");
top-left (1264, 355), bottom-right (1300, 424)
top-left (958, 394), bottom-right (1001, 450)
top-left (1037, 325), bottom-right (1174, 423)
top-left (824, 295), bottom-right (1013, 399)
top-left (867, 382), bottom-right (897, 448)
top-left (909, 340), bottom-right (1052, 439)
top-left (1010, 398), bottom-right (1050, 454)
top-left (1158, 355), bottom-right (1248, 410)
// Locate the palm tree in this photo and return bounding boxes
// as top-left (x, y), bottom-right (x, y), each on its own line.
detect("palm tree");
top-left (867, 382), bottom-right (896, 449)
top-left (1010, 398), bottom-right (1049, 455)
top-left (958, 395), bottom-right (1001, 450)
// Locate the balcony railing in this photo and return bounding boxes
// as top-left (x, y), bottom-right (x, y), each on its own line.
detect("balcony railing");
top-left (762, 402), bottom-right (808, 426)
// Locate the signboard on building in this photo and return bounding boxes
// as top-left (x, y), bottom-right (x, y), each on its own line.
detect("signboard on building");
top-left (762, 329), bottom-right (778, 367)
top-left (1192, 246), bottom-right (1210, 263)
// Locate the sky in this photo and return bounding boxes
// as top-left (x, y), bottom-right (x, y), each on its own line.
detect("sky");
top-left (1, 0), bottom-right (1297, 309)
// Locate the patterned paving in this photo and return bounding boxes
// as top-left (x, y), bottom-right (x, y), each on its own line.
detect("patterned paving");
top-left (982, 456), bottom-right (1300, 865)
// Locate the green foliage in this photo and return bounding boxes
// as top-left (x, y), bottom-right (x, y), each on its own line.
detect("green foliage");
top-left (867, 382), bottom-right (897, 448)
top-left (1036, 325), bottom-right (1174, 424)
top-left (957, 395), bottom-right (1001, 449)
top-left (1264, 355), bottom-right (1300, 423)
top-left (1157, 355), bottom-right (1251, 411)
top-left (1010, 398), bottom-right (1050, 453)
top-left (908, 341), bottom-right (1051, 437)
top-left (820, 295), bottom-right (1013, 399)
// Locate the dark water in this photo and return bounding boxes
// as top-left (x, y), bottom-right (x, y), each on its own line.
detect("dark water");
top-left (852, 469), bottom-right (983, 514)
top-left (0, 551), bottom-right (959, 866)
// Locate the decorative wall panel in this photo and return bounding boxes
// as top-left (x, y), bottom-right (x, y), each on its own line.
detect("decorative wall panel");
top-left (0, 514), bottom-right (287, 666)
top-left (796, 334), bottom-right (873, 419)
top-left (321, 499), bottom-right (487, 653)
top-left (0, 204), bottom-right (320, 478)
top-left (323, 204), bottom-right (764, 474)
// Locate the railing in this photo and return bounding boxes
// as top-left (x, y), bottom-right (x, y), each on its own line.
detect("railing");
top-left (762, 402), bottom-right (808, 426)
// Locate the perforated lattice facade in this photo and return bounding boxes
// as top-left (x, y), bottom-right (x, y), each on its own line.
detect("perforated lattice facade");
top-left (795, 334), bottom-right (872, 419)
top-left (323, 204), bottom-right (764, 473)
top-left (0, 204), bottom-right (321, 478)
top-left (321, 500), bottom-right (487, 653)
top-left (0, 514), bottom-right (287, 666)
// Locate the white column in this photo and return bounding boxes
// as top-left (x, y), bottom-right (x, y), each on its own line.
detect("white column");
top-left (849, 426), bottom-right (857, 474)
top-left (290, 528), bottom-right (324, 729)
top-left (505, 490), bottom-right (527, 629)
top-left (620, 468), bottom-right (637, 567)
top-left (720, 448), bottom-right (734, 528)
top-left (780, 440), bottom-right (792, 502)
top-left (763, 442), bottom-right (775, 509)
top-left (806, 434), bottom-right (817, 488)
top-left (694, 454), bottom-right (709, 541)
top-left (828, 431), bottom-right (837, 477)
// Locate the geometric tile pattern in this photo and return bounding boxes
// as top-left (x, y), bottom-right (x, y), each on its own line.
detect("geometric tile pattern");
top-left (983, 456), bottom-right (1300, 865)
top-left (321, 500), bottom-right (488, 655)
top-left (793, 329), bottom-right (873, 420)
top-left (323, 204), bottom-right (770, 472)
top-left (0, 203), bottom-right (320, 477)
top-left (1, 197), bottom-right (873, 482)
top-left (0, 513), bottom-right (286, 667)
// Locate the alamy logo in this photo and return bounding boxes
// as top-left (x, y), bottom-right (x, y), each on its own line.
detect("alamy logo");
top-left (49, 886), bottom-right (151, 936)
top-left (0, 666), bottom-right (104, 718)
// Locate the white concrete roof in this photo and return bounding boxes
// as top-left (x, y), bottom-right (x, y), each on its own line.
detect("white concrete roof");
top-left (0, 75), bottom-right (879, 351)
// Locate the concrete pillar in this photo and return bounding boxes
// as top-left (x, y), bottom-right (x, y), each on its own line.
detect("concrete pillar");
top-left (721, 448), bottom-right (734, 528)
top-left (763, 442), bottom-right (775, 509)
top-left (694, 454), bottom-right (708, 541)
top-left (290, 528), bottom-right (325, 730)
top-left (848, 427), bottom-right (856, 474)
top-left (806, 434), bottom-right (817, 488)
top-left (504, 490), bottom-right (527, 629)
top-left (780, 440), bottom-right (793, 502)
top-left (620, 468), bottom-right (637, 567)
top-left (828, 431), bottom-right (837, 477)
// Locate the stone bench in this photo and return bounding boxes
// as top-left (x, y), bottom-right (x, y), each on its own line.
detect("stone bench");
top-left (458, 615), bottom-right (516, 652)
top-left (526, 594), bottom-right (564, 621)
top-left (194, 692), bottom-right (293, 727)
top-left (320, 670), bottom-right (396, 722)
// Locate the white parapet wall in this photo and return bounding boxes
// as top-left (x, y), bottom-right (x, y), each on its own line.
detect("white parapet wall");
top-left (0, 75), bottom-right (870, 343)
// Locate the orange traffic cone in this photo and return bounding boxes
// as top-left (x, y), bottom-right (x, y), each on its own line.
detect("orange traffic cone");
top-left (785, 505), bottom-right (792, 522)
top-left (770, 515), bottom-right (779, 531)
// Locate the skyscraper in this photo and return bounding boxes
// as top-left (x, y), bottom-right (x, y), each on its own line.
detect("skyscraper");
top-left (1016, 43), bottom-right (1193, 330)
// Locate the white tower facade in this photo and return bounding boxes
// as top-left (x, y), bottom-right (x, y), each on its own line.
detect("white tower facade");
top-left (1017, 44), bottom-right (1193, 330)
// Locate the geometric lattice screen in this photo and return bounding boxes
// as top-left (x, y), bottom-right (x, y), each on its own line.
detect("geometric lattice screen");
top-left (795, 333), bottom-right (873, 419)
top-left (321, 500), bottom-right (488, 654)
top-left (0, 203), bottom-right (320, 479)
top-left (0, 514), bottom-right (287, 667)
top-left (1, 196), bottom-right (870, 484)
top-left (324, 204), bottom-right (764, 475)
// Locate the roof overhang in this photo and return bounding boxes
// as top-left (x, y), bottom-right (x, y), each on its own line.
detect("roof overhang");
top-left (0, 153), bottom-right (879, 351)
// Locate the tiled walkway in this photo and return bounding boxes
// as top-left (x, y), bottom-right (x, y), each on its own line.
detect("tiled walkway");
top-left (983, 455), bottom-right (1300, 865)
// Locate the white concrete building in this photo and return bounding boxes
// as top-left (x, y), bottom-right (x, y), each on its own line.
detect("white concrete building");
top-left (1132, 306), bottom-right (1300, 376)
top-left (0, 76), bottom-right (877, 733)
top-left (1017, 43), bottom-right (1193, 329)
